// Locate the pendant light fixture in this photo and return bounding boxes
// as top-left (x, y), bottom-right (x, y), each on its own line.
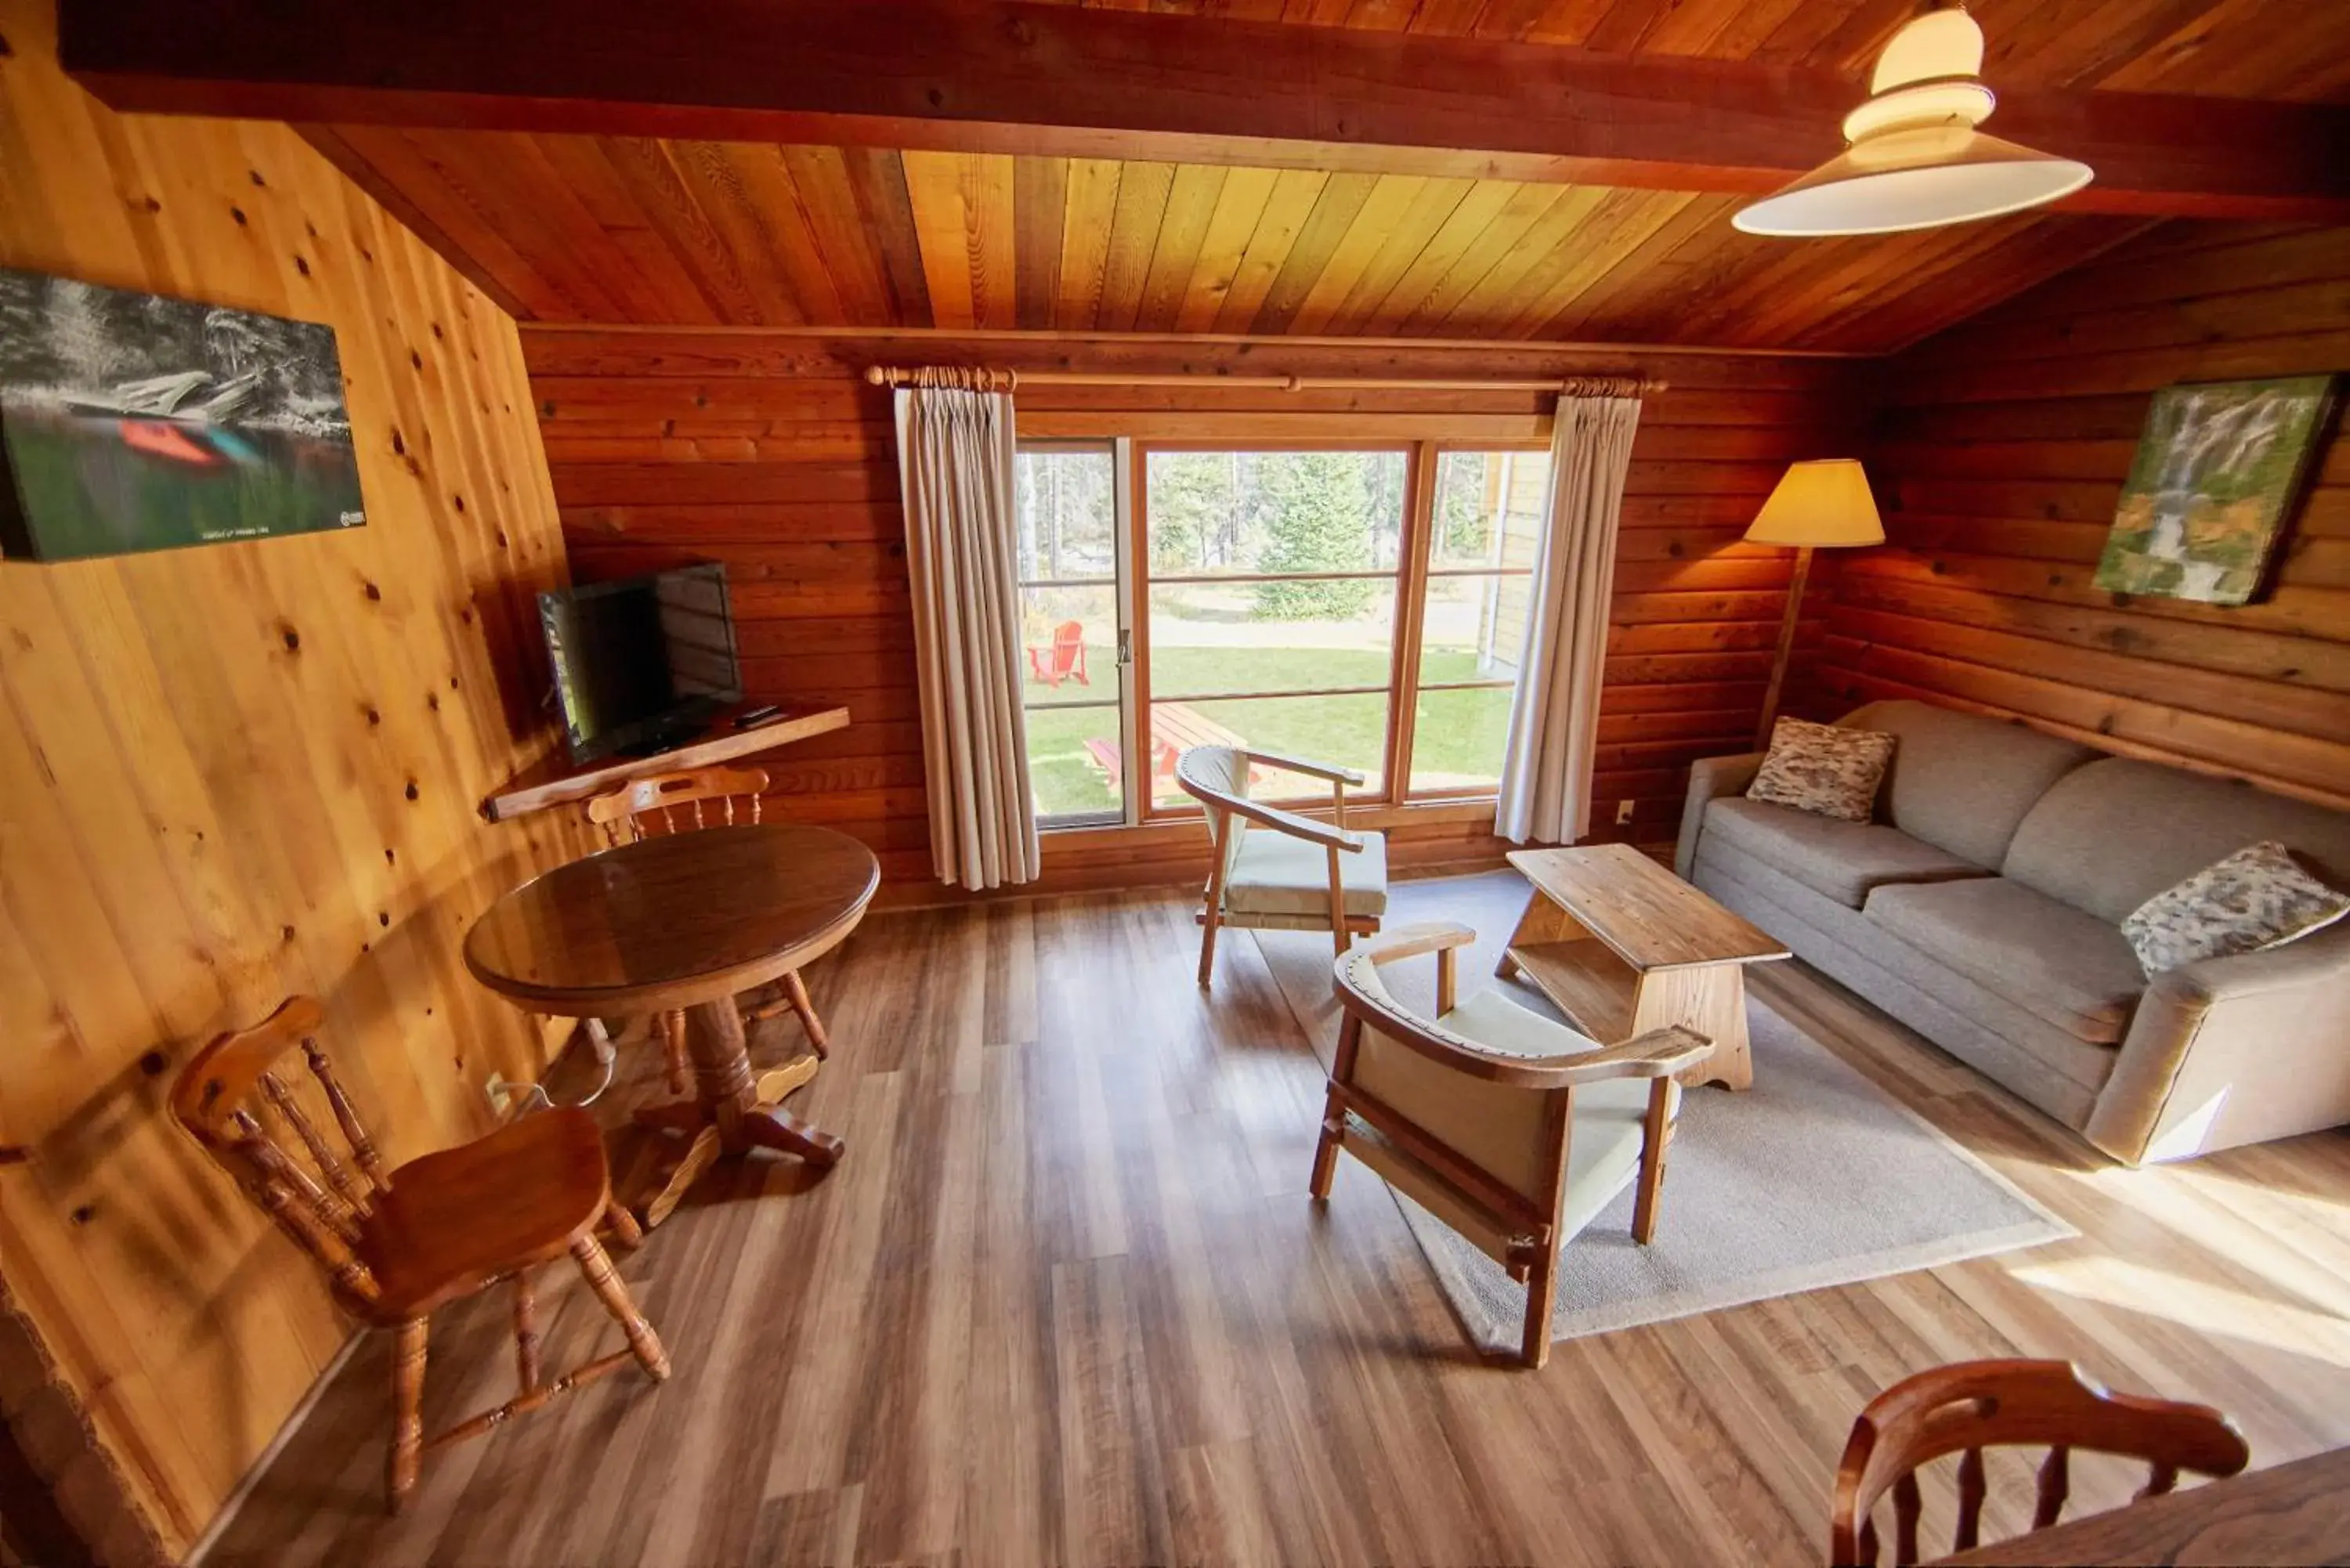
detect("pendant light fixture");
top-left (1734, 8), bottom-right (2093, 237)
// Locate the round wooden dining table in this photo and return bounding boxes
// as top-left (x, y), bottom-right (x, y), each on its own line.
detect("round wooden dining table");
top-left (465, 822), bottom-right (880, 1224)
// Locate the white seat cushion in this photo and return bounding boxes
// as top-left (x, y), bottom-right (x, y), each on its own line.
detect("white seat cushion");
top-left (1437, 989), bottom-right (1672, 1246)
top-left (1222, 826), bottom-right (1389, 919)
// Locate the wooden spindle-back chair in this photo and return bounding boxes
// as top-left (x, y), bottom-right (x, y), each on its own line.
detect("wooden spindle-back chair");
top-left (584, 765), bottom-right (833, 1095)
top-left (1831, 1360), bottom-right (2250, 1566)
top-left (172, 997), bottom-right (671, 1512)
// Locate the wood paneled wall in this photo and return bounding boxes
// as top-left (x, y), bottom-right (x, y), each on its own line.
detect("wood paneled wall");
top-left (522, 327), bottom-right (1862, 897)
top-left (0, 3), bottom-right (582, 1556)
top-left (1821, 222), bottom-right (2350, 810)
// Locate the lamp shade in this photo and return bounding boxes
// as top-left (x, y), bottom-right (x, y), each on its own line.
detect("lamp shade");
top-left (1734, 10), bottom-right (2092, 237)
top-left (1745, 460), bottom-right (1885, 548)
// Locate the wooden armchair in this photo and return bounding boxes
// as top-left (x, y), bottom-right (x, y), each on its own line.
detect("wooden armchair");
top-left (1176, 744), bottom-right (1389, 987)
top-left (171, 998), bottom-right (670, 1512)
top-left (1312, 923), bottom-right (1710, 1367)
top-left (585, 764), bottom-right (831, 1098)
top-left (1832, 1359), bottom-right (2249, 1565)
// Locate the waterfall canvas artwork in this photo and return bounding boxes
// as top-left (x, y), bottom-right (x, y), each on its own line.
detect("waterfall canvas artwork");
top-left (0, 269), bottom-right (364, 562)
top-left (2094, 374), bottom-right (2336, 605)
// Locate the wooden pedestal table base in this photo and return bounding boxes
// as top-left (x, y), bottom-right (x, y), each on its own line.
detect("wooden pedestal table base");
top-left (464, 822), bottom-right (880, 1234)
top-left (634, 1000), bottom-right (842, 1228)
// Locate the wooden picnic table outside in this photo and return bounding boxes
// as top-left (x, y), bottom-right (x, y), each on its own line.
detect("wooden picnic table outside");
top-left (1079, 701), bottom-right (1255, 792)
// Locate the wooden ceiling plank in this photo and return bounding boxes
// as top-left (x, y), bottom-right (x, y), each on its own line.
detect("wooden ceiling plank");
top-left (1529, 193), bottom-right (1738, 338)
top-left (529, 135), bottom-right (727, 325)
top-left (1345, 179), bottom-right (1519, 334)
top-left (1493, 189), bottom-right (1690, 338)
top-left (1210, 167), bottom-right (1329, 333)
top-left (600, 135), bottom-right (769, 323)
top-left (1012, 154), bottom-right (1069, 331)
top-left (1283, 174), bottom-right (1433, 336)
top-left (1054, 157), bottom-right (1123, 331)
top-left (1249, 170), bottom-right (1383, 334)
top-left (725, 145), bottom-right (854, 325)
top-left (841, 147), bottom-right (933, 326)
top-left (1133, 163), bottom-right (1229, 334)
top-left (1172, 166), bottom-right (1285, 334)
top-left (666, 142), bottom-right (814, 326)
top-left (1394, 180), bottom-right (1589, 334)
top-left (60, 0), bottom-right (2350, 219)
top-left (1320, 176), bottom-right (1480, 335)
top-left (781, 145), bottom-right (903, 327)
top-left (1094, 159), bottom-right (1178, 332)
top-left (901, 150), bottom-right (981, 330)
top-left (1423, 183), bottom-right (1611, 336)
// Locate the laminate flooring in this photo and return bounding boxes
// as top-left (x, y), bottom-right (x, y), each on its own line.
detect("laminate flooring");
top-left (201, 885), bottom-right (2350, 1566)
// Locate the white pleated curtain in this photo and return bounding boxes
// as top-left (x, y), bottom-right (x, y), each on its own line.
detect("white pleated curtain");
top-left (894, 386), bottom-right (1041, 890)
top-left (1495, 392), bottom-right (1647, 845)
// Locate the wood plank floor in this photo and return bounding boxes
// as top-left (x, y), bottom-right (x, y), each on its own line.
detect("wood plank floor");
top-left (201, 881), bottom-right (2350, 1567)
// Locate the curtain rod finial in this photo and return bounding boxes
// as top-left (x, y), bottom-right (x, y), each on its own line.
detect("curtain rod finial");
top-left (863, 366), bottom-right (888, 386)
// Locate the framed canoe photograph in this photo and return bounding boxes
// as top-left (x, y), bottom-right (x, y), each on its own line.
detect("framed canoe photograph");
top-left (2092, 374), bottom-right (2337, 605)
top-left (0, 269), bottom-right (366, 563)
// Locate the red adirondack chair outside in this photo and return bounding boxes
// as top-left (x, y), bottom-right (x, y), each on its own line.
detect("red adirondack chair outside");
top-left (1025, 621), bottom-right (1090, 688)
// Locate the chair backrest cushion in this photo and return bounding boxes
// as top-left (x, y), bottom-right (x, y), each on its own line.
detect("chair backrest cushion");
top-left (2004, 757), bottom-right (2350, 924)
top-left (1839, 700), bottom-right (2098, 869)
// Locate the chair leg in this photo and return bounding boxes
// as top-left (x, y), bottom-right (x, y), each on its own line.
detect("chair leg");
top-left (512, 1273), bottom-right (541, 1394)
top-left (1198, 817), bottom-right (1231, 988)
top-left (387, 1317), bottom-right (428, 1512)
top-left (782, 970), bottom-right (829, 1060)
top-left (602, 1198), bottom-right (644, 1250)
top-left (1326, 844), bottom-right (1350, 958)
top-left (1631, 1079), bottom-right (1674, 1245)
top-left (1308, 1087), bottom-right (1347, 1201)
top-left (661, 1011), bottom-right (689, 1095)
top-left (570, 1233), bottom-right (670, 1381)
top-left (1521, 1248), bottom-right (1558, 1370)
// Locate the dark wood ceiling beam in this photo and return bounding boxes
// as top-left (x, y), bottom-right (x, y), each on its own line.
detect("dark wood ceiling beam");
top-left (59, 0), bottom-right (2350, 221)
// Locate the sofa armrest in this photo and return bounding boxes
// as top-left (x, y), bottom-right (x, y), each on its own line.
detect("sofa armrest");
top-left (2084, 924), bottom-right (2350, 1165)
top-left (1675, 751), bottom-right (1766, 880)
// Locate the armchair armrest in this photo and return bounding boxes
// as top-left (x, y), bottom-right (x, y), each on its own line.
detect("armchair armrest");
top-left (1227, 795), bottom-right (1367, 853)
top-left (1548, 1025), bottom-right (1714, 1086)
top-left (1676, 750), bottom-right (1766, 880)
top-left (1241, 749), bottom-right (1365, 787)
top-left (1351, 921), bottom-right (1475, 968)
top-left (2085, 924), bottom-right (2350, 1165)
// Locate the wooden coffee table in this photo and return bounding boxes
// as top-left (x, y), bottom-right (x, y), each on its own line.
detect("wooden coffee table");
top-left (1497, 844), bottom-right (1789, 1091)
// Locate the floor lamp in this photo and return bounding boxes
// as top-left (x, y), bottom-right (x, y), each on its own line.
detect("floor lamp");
top-left (1746, 459), bottom-right (1885, 747)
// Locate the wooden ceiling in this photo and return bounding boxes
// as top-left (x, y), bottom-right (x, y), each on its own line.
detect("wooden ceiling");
top-left (315, 131), bottom-right (2154, 351)
top-left (1014, 0), bottom-right (2350, 101)
top-left (96, 0), bottom-right (2348, 352)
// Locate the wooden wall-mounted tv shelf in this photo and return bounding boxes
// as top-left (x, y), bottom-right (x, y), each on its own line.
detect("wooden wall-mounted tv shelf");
top-left (481, 703), bottom-right (849, 822)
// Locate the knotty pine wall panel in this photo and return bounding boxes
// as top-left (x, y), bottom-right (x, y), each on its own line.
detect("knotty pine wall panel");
top-left (0, 4), bottom-right (584, 1555)
top-left (1823, 222), bottom-right (2350, 810)
top-left (523, 328), bottom-right (1863, 897)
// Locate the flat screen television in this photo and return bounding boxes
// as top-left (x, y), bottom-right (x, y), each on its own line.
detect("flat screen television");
top-left (539, 562), bottom-right (743, 763)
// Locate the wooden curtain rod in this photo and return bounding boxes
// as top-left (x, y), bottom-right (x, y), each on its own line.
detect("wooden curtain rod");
top-left (860, 365), bottom-right (1665, 396)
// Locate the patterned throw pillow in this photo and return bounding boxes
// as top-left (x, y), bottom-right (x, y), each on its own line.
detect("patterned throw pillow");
top-left (2120, 840), bottom-right (2350, 977)
top-left (1745, 717), bottom-right (1896, 822)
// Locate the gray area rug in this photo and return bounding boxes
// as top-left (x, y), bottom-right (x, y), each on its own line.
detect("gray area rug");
top-left (1254, 871), bottom-right (2073, 1354)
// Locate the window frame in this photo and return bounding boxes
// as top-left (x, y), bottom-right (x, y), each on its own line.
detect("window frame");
top-left (1011, 433), bottom-right (1553, 832)
top-left (1015, 438), bottom-right (1136, 831)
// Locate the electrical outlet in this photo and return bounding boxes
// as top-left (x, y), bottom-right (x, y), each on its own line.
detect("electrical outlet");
top-left (1615, 799), bottom-right (1636, 826)
top-left (485, 1072), bottom-right (521, 1117)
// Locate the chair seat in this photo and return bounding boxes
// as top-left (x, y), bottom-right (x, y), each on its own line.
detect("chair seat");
top-left (1222, 827), bottom-right (1389, 921)
top-left (1441, 989), bottom-right (1667, 1246)
top-left (361, 1107), bottom-right (612, 1318)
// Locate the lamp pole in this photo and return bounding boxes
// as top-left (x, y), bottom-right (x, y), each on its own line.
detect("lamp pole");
top-left (1755, 543), bottom-right (1814, 749)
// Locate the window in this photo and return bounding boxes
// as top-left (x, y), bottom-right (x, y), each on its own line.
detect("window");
top-left (1411, 450), bottom-right (1549, 795)
top-left (1016, 443), bottom-right (1125, 828)
top-left (1011, 439), bottom-right (1549, 827)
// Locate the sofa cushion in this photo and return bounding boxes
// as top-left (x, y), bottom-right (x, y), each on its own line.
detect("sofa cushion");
top-left (1223, 826), bottom-right (1388, 919)
top-left (1866, 878), bottom-right (2148, 1044)
top-left (1841, 700), bottom-right (2098, 869)
top-left (1748, 717), bottom-right (1896, 822)
top-left (2003, 758), bottom-right (2350, 925)
top-left (1703, 797), bottom-right (1988, 909)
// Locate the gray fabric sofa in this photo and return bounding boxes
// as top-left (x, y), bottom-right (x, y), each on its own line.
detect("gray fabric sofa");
top-left (1676, 700), bottom-right (2350, 1165)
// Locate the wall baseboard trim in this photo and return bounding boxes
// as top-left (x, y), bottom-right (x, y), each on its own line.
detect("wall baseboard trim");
top-left (182, 1331), bottom-right (365, 1568)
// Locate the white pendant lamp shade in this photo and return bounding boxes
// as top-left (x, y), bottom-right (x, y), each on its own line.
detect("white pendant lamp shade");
top-left (1735, 9), bottom-right (2092, 237)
